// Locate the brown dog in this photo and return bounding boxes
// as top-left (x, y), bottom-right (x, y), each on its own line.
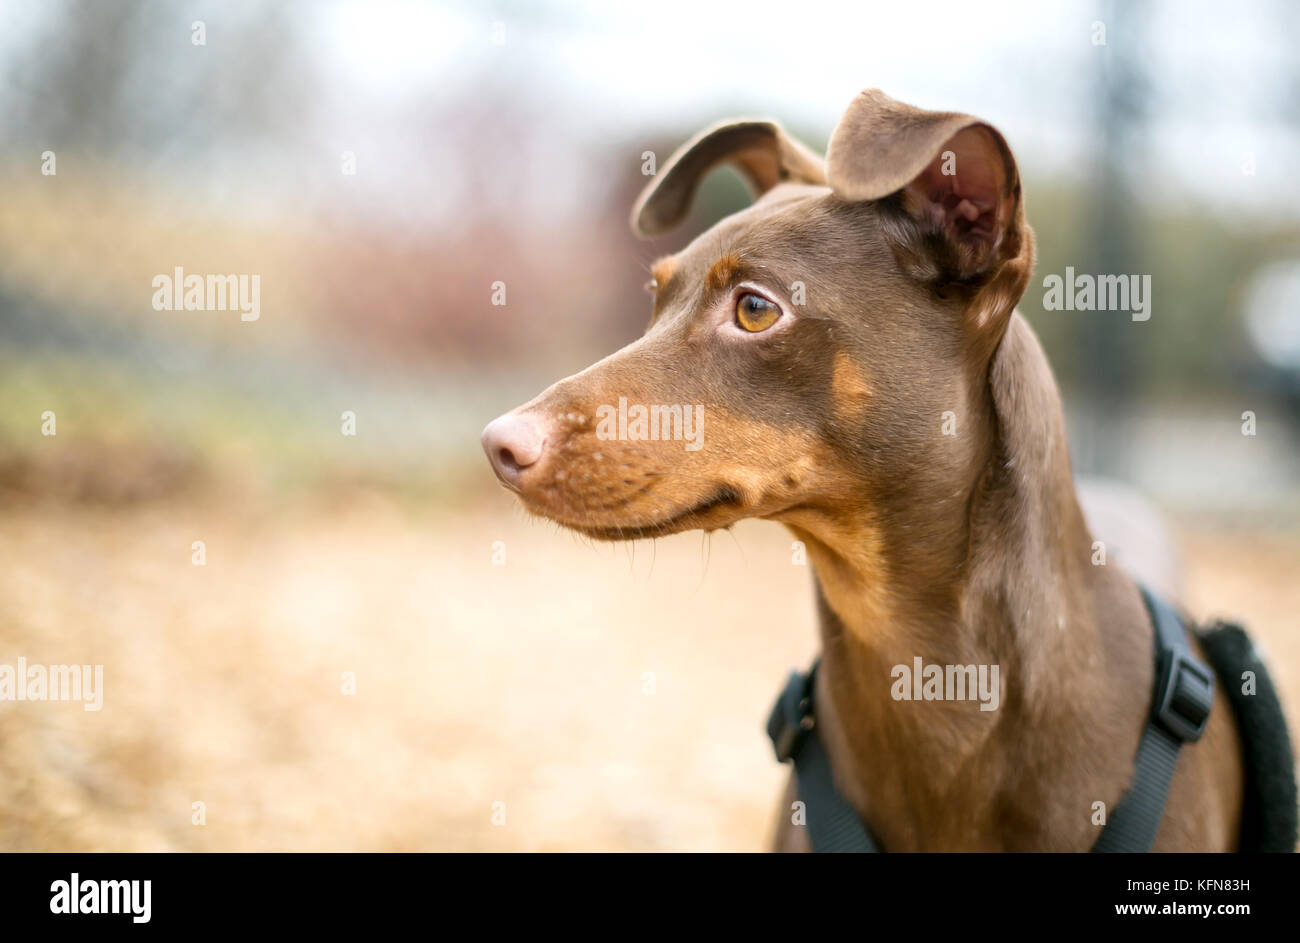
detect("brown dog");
top-left (482, 89), bottom-right (1243, 851)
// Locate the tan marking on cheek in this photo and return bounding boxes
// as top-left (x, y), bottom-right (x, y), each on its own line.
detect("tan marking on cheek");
top-left (831, 351), bottom-right (873, 420)
top-left (706, 253), bottom-right (743, 291)
top-left (687, 412), bottom-right (830, 507)
top-left (514, 394), bottom-right (882, 536)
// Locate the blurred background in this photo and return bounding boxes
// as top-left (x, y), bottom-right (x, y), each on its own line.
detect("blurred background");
top-left (0, 0), bottom-right (1297, 850)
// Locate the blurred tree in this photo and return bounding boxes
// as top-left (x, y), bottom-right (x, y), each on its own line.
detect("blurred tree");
top-left (1075, 0), bottom-right (1150, 476)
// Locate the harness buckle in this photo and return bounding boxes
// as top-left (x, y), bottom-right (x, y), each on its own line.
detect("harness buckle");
top-left (767, 669), bottom-right (817, 763)
top-left (1154, 649), bottom-right (1214, 743)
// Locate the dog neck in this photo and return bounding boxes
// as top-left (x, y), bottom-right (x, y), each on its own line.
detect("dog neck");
top-left (782, 314), bottom-right (1152, 850)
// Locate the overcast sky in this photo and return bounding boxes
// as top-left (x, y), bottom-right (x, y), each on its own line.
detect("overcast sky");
top-left (3, 0), bottom-right (1296, 224)
top-left (320, 0), bottom-right (1299, 219)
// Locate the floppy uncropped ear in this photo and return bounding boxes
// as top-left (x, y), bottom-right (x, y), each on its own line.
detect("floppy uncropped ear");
top-left (826, 89), bottom-right (1033, 331)
top-left (631, 119), bottom-right (825, 237)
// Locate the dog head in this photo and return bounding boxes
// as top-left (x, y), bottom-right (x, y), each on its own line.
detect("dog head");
top-left (482, 90), bottom-right (1035, 551)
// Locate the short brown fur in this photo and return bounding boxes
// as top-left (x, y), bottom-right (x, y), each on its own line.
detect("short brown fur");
top-left (483, 90), bottom-right (1244, 851)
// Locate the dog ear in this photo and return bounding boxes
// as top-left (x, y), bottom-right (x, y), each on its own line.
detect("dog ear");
top-left (631, 120), bottom-right (825, 237)
top-left (826, 89), bottom-right (1033, 334)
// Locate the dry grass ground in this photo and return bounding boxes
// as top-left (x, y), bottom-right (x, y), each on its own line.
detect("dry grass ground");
top-left (0, 492), bottom-right (1296, 851)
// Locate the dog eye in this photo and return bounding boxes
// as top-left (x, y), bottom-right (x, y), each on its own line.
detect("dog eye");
top-left (735, 293), bottom-right (781, 333)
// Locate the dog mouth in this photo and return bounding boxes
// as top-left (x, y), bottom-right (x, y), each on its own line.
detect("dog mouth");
top-left (553, 486), bottom-right (743, 541)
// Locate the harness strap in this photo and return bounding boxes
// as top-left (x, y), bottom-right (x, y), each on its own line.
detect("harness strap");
top-left (1091, 586), bottom-right (1215, 852)
top-left (766, 663), bottom-right (880, 852)
top-left (766, 583), bottom-right (1215, 853)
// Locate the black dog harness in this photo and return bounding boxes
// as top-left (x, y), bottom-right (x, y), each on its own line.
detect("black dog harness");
top-left (766, 585), bottom-right (1217, 852)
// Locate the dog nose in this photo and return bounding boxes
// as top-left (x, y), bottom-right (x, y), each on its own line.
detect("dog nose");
top-left (482, 412), bottom-right (546, 490)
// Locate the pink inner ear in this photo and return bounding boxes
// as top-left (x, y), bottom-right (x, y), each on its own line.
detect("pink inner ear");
top-left (906, 126), bottom-right (1008, 252)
